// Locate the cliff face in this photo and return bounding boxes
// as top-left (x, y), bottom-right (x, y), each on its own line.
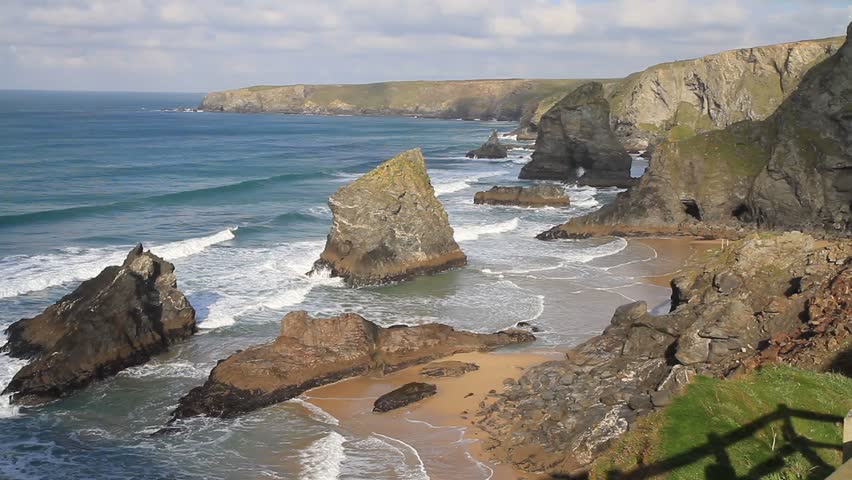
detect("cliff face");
top-left (200, 79), bottom-right (603, 120)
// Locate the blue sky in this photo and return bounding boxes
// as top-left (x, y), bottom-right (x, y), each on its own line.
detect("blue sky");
top-left (1, 0), bottom-right (850, 92)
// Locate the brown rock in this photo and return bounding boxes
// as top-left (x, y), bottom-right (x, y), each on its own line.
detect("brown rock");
top-left (473, 185), bottom-right (569, 208)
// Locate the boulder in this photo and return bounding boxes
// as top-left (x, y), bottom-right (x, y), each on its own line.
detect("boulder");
top-left (419, 361), bottom-right (479, 377)
top-left (473, 185), bottom-right (569, 208)
top-left (2, 244), bottom-right (196, 405)
top-left (373, 382), bottom-right (437, 412)
top-left (466, 130), bottom-right (508, 159)
top-left (519, 82), bottom-right (632, 187)
top-left (170, 311), bottom-right (534, 420)
top-left (311, 148), bottom-right (467, 286)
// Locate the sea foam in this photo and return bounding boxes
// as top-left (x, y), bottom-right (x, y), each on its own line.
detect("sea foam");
top-left (454, 218), bottom-right (520, 242)
top-left (299, 431), bottom-right (346, 480)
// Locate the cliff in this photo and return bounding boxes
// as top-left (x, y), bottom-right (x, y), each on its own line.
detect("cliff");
top-left (200, 79), bottom-right (608, 120)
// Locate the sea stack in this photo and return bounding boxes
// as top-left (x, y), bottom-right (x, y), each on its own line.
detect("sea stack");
top-left (466, 130), bottom-right (508, 159)
top-left (2, 244), bottom-right (196, 406)
top-left (520, 82), bottom-right (633, 187)
top-left (170, 311), bottom-right (534, 420)
top-left (312, 148), bottom-right (466, 286)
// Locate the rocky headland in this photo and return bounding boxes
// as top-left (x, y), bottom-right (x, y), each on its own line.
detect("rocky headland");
top-left (466, 130), bottom-right (508, 159)
top-left (170, 311), bottom-right (534, 420)
top-left (519, 82), bottom-right (634, 188)
top-left (474, 185), bottom-right (569, 208)
top-left (2, 245), bottom-right (196, 406)
top-left (312, 148), bottom-right (467, 286)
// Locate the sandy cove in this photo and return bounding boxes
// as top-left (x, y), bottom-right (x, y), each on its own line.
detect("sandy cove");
top-left (296, 236), bottom-right (724, 479)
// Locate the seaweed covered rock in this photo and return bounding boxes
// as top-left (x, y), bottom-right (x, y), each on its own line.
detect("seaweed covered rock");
top-left (520, 82), bottom-right (632, 187)
top-left (2, 245), bottom-right (196, 405)
top-left (474, 185), bottom-right (569, 208)
top-left (466, 130), bottom-right (508, 159)
top-left (373, 382), bottom-right (437, 412)
top-left (312, 148), bottom-right (466, 286)
top-left (170, 311), bottom-right (534, 420)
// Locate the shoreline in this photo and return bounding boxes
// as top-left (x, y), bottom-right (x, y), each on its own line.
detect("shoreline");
top-left (302, 235), bottom-right (724, 479)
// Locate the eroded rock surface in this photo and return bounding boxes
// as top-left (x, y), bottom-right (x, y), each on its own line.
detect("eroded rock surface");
top-left (467, 130), bottom-right (508, 159)
top-left (312, 148), bottom-right (466, 286)
top-left (474, 185), bottom-right (569, 208)
top-left (171, 311), bottom-right (533, 420)
top-left (373, 382), bottom-right (437, 412)
top-left (2, 245), bottom-right (196, 405)
top-left (420, 361), bottom-right (479, 377)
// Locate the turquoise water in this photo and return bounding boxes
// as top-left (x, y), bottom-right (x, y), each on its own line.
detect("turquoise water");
top-left (0, 91), bottom-right (658, 479)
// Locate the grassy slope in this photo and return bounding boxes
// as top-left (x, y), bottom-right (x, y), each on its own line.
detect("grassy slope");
top-left (590, 366), bottom-right (852, 480)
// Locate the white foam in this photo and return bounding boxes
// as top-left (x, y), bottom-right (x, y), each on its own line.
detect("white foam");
top-left (431, 171), bottom-right (506, 197)
top-left (119, 360), bottom-right (210, 380)
top-left (0, 355), bottom-right (29, 418)
top-left (300, 431), bottom-right (346, 480)
top-left (454, 218), bottom-right (519, 242)
top-left (290, 398), bottom-right (340, 426)
top-left (433, 180), bottom-right (470, 196)
top-left (0, 228), bottom-right (237, 299)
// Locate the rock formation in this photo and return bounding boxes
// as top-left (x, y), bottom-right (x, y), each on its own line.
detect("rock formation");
top-left (466, 130), bottom-right (508, 159)
top-left (543, 22), bottom-right (852, 238)
top-left (519, 83), bottom-right (633, 188)
top-left (2, 245), bottom-right (196, 405)
top-left (312, 148), bottom-right (466, 286)
top-left (474, 185), bottom-right (569, 208)
top-left (373, 382), bottom-right (437, 412)
top-left (477, 233), bottom-right (851, 475)
top-left (420, 361), bottom-right (479, 378)
top-left (170, 311), bottom-right (534, 420)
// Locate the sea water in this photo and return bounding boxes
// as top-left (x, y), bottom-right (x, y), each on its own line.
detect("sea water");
top-left (0, 90), bottom-right (657, 479)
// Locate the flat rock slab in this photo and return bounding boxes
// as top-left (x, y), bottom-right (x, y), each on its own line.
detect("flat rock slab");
top-left (474, 185), bottom-right (569, 208)
top-left (373, 382), bottom-right (437, 412)
top-left (419, 361), bottom-right (480, 377)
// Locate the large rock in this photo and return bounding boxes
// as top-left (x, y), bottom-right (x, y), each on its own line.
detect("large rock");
top-left (2, 245), bottom-right (196, 405)
top-left (466, 130), bottom-right (508, 159)
top-left (519, 82), bottom-right (632, 187)
top-left (312, 148), bottom-right (466, 286)
top-left (544, 22), bottom-right (852, 238)
top-left (373, 382), bottom-right (437, 412)
top-left (170, 311), bottom-right (534, 420)
top-left (474, 185), bottom-right (569, 208)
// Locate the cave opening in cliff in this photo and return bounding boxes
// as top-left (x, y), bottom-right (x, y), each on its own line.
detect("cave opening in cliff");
top-left (681, 199), bottom-right (702, 220)
top-left (732, 203), bottom-right (751, 222)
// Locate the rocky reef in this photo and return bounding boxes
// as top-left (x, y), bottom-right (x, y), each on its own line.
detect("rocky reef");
top-left (2, 245), bottom-right (196, 406)
top-left (466, 130), bottom-right (507, 159)
top-left (543, 23), bottom-right (852, 238)
top-left (170, 311), bottom-right (533, 420)
top-left (519, 82), bottom-right (633, 188)
top-left (373, 382), bottom-right (437, 412)
top-left (474, 185), bottom-right (569, 208)
top-left (312, 148), bottom-right (466, 286)
top-left (477, 233), bottom-right (851, 475)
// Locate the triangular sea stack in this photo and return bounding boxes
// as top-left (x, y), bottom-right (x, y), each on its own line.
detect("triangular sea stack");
top-left (313, 148), bottom-right (466, 285)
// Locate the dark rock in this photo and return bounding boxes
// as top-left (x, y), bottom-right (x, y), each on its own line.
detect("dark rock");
top-left (466, 130), bottom-right (508, 159)
top-left (373, 382), bottom-right (437, 412)
top-left (519, 82), bottom-right (632, 187)
top-left (714, 271), bottom-right (743, 294)
top-left (474, 185), bottom-right (569, 208)
top-left (311, 148), bottom-right (466, 286)
top-left (515, 321), bottom-right (544, 333)
top-left (170, 311), bottom-right (533, 421)
top-left (419, 361), bottom-right (479, 377)
top-left (2, 245), bottom-right (196, 406)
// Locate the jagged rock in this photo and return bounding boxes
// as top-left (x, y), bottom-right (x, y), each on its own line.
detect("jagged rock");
top-left (373, 382), bottom-right (437, 412)
top-left (519, 82), bottom-right (633, 187)
top-left (419, 361), bottom-right (479, 377)
top-left (466, 130), bottom-right (508, 159)
top-left (2, 245), bottom-right (196, 405)
top-left (311, 148), bottom-right (466, 286)
top-left (473, 185), bottom-right (569, 208)
top-left (170, 311), bottom-right (534, 420)
top-left (542, 23), bottom-right (852, 238)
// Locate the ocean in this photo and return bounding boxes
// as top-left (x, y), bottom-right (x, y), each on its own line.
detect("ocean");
top-left (0, 90), bottom-right (662, 479)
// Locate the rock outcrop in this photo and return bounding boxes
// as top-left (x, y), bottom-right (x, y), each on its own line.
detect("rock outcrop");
top-left (312, 148), bottom-right (466, 286)
top-left (373, 382), bottom-right (437, 412)
top-left (466, 130), bottom-right (508, 159)
top-left (171, 311), bottom-right (534, 420)
top-left (2, 245), bottom-right (196, 405)
top-left (477, 233), bottom-right (851, 475)
top-left (544, 23), bottom-right (852, 238)
top-left (519, 83), bottom-right (633, 188)
top-left (419, 361), bottom-right (479, 377)
top-left (474, 185), bottom-right (569, 208)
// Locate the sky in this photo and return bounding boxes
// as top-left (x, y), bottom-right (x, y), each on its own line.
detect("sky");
top-left (1, 0), bottom-right (851, 93)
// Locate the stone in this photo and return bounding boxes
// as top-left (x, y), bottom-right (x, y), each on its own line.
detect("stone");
top-left (373, 382), bottom-right (437, 412)
top-left (474, 185), bottom-right (569, 208)
top-left (519, 82), bottom-right (632, 187)
top-left (311, 148), bottom-right (466, 286)
top-left (466, 130), bottom-right (508, 159)
top-left (419, 361), bottom-right (480, 377)
top-left (2, 244), bottom-right (196, 405)
top-left (714, 271), bottom-right (743, 295)
top-left (170, 311), bottom-right (533, 420)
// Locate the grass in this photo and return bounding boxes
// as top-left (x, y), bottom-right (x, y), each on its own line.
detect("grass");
top-left (589, 365), bottom-right (852, 479)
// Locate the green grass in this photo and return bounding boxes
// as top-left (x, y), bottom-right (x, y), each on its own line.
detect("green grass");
top-left (590, 366), bottom-right (852, 479)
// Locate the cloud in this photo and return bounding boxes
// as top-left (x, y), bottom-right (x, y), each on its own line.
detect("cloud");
top-left (0, 0), bottom-right (849, 91)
